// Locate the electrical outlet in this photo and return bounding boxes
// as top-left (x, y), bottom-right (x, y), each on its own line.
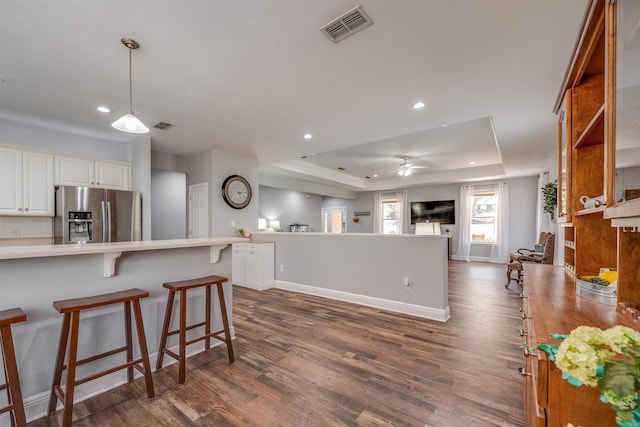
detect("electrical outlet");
top-left (403, 277), bottom-right (410, 288)
top-left (231, 220), bottom-right (236, 228)
top-left (12, 228), bottom-right (20, 237)
top-left (280, 264), bottom-right (284, 272)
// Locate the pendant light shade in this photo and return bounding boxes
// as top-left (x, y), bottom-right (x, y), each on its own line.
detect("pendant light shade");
top-left (111, 111), bottom-right (149, 134)
top-left (112, 38), bottom-right (149, 134)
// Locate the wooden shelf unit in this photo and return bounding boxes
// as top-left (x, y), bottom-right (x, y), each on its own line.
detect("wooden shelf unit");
top-left (527, 1), bottom-right (640, 425)
top-left (557, 0), bottom-right (617, 278)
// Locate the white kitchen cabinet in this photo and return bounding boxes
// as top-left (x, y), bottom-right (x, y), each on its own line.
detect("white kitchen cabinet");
top-left (231, 242), bottom-right (275, 290)
top-left (55, 155), bottom-right (130, 190)
top-left (0, 147), bottom-right (54, 216)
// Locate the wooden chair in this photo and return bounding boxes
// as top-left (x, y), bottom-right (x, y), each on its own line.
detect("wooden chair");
top-left (0, 308), bottom-right (27, 427)
top-left (49, 289), bottom-right (155, 426)
top-left (519, 233), bottom-right (555, 265)
top-left (507, 234), bottom-right (555, 288)
top-left (156, 275), bottom-right (234, 384)
top-left (515, 232), bottom-right (550, 257)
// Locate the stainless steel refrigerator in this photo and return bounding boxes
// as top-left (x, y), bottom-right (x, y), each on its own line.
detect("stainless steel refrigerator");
top-left (54, 186), bottom-right (142, 244)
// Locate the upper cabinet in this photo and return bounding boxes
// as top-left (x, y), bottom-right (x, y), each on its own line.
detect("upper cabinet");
top-left (605, 0), bottom-right (640, 219)
top-left (55, 155), bottom-right (130, 190)
top-left (556, 0), bottom-right (640, 308)
top-left (0, 146), bottom-right (54, 216)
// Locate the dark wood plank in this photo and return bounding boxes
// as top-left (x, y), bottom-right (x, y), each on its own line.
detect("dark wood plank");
top-left (30, 261), bottom-right (525, 426)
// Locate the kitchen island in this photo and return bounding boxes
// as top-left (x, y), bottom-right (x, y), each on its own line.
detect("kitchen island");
top-left (0, 237), bottom-right (246, 425)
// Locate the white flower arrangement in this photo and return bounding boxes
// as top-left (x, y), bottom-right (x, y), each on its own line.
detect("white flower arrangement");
top-left (549, 325), bottom-right (640, 426)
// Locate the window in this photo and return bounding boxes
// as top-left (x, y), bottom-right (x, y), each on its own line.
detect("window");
top-left (374, 191), bottom-right (407, 234)
top-left (382, 196), bottom-right (401, 234)
top-left (471, 191), bottom-right (496, 243)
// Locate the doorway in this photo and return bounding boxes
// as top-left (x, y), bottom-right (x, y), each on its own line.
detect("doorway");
top-left (321, 207), bottom-right (346, 233)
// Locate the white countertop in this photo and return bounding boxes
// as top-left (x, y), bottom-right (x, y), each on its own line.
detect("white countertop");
top-left (0, 237), bottom-right (249, 260)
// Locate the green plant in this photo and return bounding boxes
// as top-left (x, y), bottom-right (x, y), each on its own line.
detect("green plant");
top-left (542, 182), bottom-right (558, 215)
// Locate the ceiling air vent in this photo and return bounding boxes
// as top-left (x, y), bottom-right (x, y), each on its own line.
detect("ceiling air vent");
top-left (153, 121), bottom-right (175, 130)
top-left (321, 5), bottom-right (372, 43)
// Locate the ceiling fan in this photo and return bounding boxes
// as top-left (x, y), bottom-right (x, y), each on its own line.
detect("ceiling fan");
top-left (395, 157), bottom-right (427, 178)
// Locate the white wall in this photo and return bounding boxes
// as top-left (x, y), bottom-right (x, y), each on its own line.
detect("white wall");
top-left (253, 232), bottom-right (449, 321)
top-left (0, 117), bottom-right (131, 162)
top-left (259, 185), bottom-right (322, 231)
top-left (151, 169), bottom-right (187, 239)
top-left (186, 149), bottom-right (259, 237)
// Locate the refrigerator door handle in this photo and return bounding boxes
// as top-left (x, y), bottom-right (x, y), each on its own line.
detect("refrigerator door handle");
top-left (106, 201), bottom-right (112, 242)
top-left (101, 201), bottom-right (107, 242)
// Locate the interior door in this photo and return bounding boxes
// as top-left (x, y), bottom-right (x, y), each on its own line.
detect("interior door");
top-left (321, 207), bottom-right (346, 233)
top-left (189, 183), bottom-right (209, 238)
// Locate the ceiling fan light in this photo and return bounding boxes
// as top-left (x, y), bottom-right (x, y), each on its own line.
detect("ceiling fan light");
top-left (111, 111), bottom-right (149, 134)
top-left (404, 169), bottom-right (412, 176)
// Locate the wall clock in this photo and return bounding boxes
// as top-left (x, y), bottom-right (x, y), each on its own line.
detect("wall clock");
top-left (222, 175), bottom-right (252, 209)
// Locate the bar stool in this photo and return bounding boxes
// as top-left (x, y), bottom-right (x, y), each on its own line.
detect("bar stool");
top-left (48, 289), bottom-right (155, 426)
top-left (156, 275), bottom-right (234, 384)
top-left (0, 308), bottom-right (27, 427)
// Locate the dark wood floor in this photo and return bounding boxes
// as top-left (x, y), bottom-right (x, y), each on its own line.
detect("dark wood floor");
top-left (30, 261), bottom-right (525, 426)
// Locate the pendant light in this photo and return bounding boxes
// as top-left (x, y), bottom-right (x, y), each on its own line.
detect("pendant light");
top-left (111, 38), bottom-right (149, 134)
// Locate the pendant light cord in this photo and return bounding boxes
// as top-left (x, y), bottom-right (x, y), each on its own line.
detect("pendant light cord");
top-left (128, 46), bottom-right (133, 112)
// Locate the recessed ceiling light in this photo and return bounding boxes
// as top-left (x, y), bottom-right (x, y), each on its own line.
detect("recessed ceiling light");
top-left (373, 174), bottom-right (378, 178)
top-left (442, 124), bottom-right (448, 128)
top-left (469, 161), bottom-right (476, 165)
top-left (303, 133), bottom-right (312, 140)
top-left (412, 102), bottom-right (425, 109)
top-left (97, 106), bottom-right (111, 113)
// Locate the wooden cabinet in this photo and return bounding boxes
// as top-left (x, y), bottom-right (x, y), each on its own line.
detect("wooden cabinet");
top-left (0, 146), bottom-right (54, 216)
top-left (555, 0), bottom-right (617, 278)
top-left (55, 155), bottom-right (130, 190)
top-left (522, 264), bottom-right (621, 427)
top-left (556, 0), bottom-right (640, 306)
top-left (232, 242), bottom-right (275, 290)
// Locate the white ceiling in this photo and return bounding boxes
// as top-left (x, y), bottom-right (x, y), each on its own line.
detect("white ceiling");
top-left (0, 0), bottom-right (587, 192)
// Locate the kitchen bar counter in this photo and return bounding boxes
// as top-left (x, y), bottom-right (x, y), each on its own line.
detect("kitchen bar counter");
top-left (0, 237), bottom-right (249, 277)
top-left (0, 237), bottom-right (244, 425)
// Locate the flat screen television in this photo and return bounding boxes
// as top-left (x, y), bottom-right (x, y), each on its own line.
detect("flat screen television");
top-left (411, 200), bottom-right (455, 224)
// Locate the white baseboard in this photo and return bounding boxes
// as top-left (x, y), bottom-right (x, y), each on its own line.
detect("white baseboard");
top-left (275, 280), bottom-right (450, 322)
top-left (17, 329), bottom-right (235, 425)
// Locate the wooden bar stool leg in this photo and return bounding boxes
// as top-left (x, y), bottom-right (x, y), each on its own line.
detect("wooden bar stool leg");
top-left (205, 285), bottom-right (212, 350)
top-left (156, 290), bottom-right (175, 370)
top-left (132, 300), bottom-right (155, 398)
top-left (124, 301), bottom-right (133, 383)
top-left (62, 311), bottom-right (81, 427)
top-left (216, 283), bottom-right (234, 363)
top-left (178, 289), bottom-right (187, 384)
top-left (0, 325), bottom-right (27, 427)
top-left (49, 313), bottom-right (71, 414)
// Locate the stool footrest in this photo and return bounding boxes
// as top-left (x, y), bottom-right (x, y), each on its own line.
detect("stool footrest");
top-left (75, 358), bottom-right (145, 386)
top-left (185, 329), bottom-right (227, 346)
top-left (74, 345), bottom-right (128, 367)
top-left (0, 405), bottom-right (14, 415)
top-left (166, 320), bottom-right (207, 337)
